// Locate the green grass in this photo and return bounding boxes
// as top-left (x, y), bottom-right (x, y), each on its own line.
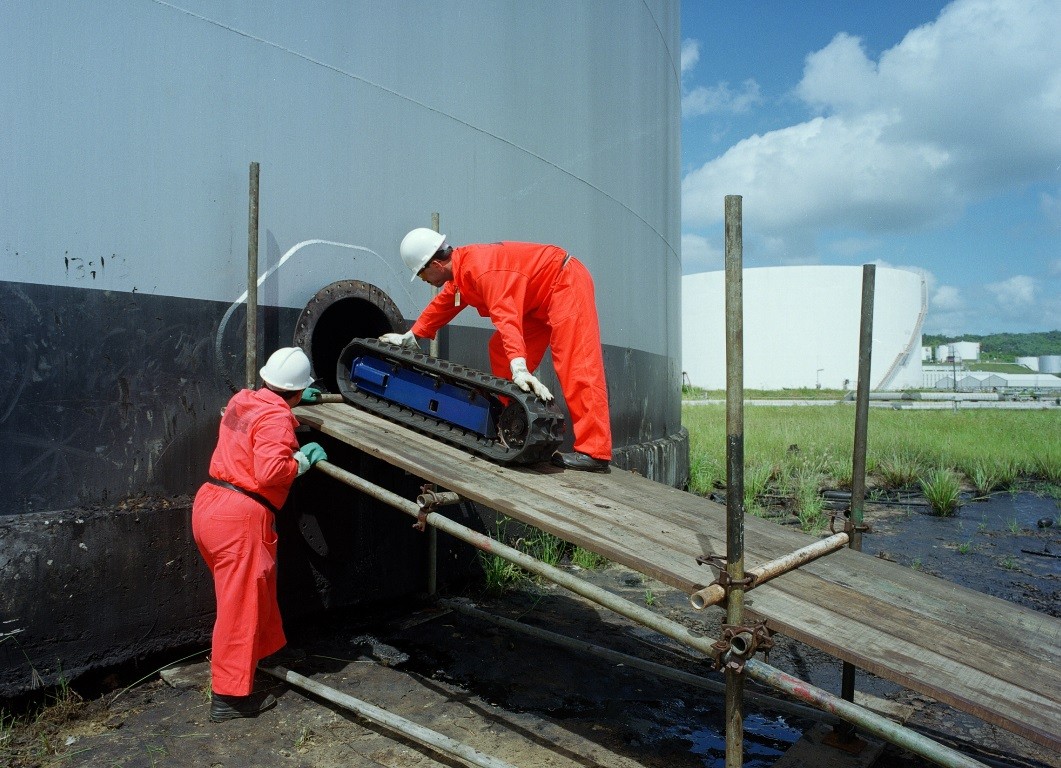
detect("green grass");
top-left (571, 546), bottom-right (609, 569)
top-left (683, 404), bottom-right (1061, 506)
top-left (966, 362), bottom-right (1036, 374)
top-left (920, 468), bottom-right (962, 516)
top-left (525, 530), bottom-right (566, 567)
top-left (683, 386), bottom-right (847, 401)
top-left (479, 516), bottom-right (524, 595)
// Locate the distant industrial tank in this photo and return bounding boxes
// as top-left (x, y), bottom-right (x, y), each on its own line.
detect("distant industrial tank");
top-left (682, 266), bottom-right (925, 391)
top-left (949, 341), bottom-right (981, 362)
top-left (0, 0), bottom-right (682, 697)
top-left (1016, 356), bottom-right (1040, 371)
top-left (1040, 356), bottom-right (1061, 374)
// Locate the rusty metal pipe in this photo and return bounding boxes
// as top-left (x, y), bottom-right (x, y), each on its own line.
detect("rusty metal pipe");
top-left (841, 264), bottom-right (876, 712)
top-left (724, 194), bottom-right (747, 768)
top-left (417, 490), bottom-right (462, 508)
top-left (690, 532), bottom-right (850, 609)
top-left (727, 631), bottom-right (754, 657)
top-left (261, 665), bottom-right (518, 768)
top-left (313, 459), bottom-right (724, 662)
top-left (745, 660), bottom-right (989, 768)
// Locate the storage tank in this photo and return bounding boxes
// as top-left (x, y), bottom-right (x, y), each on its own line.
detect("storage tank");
top-left (1039, 356), bottom-right (1061, 374)
top-left (937, 344), bottom-right (954, 361)
top-left (1016, 356), bottom-right (1040, 371)
top-left (0, 0), bottom-right (682, 696)
top-left (951, 341), bottom-right (981, 362)
top-left (682, 266), bottom-right (925, 390)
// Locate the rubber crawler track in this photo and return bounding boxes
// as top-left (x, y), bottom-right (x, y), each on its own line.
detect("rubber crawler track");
top-left (336, 338), bottom-right (565, 465)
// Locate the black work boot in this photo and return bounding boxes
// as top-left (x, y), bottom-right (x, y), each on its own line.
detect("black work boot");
top-left (258, 646), bottom-right (307, 668)
top-left (209, 691), bottom-right (277, 722)
top-left (550, 451), bottom-right (611, 472)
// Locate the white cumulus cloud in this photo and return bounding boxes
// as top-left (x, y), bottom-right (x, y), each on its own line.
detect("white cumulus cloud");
top-left (681, 39), bottom-right (699, 75)
top-left (682, 0), bottom-right (1061, 235)
top-left (932, 285), bottom-right (964, 311)
top-left (987, 275), bottom-right (1038, 306)
top-left (680, 38), bottom-right (761, 119)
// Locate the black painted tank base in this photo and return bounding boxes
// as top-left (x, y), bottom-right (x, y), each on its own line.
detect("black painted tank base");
top-left (0, 277), bottom-right (687, 698)
top-left (0, 280), bottom-right (480, 699)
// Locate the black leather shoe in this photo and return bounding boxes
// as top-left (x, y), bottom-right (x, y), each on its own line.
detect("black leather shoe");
top-left (258, 646), bottom-right (307, 668)
top-left (551, 451), bottom-right (611, 472)
top-left (210, 691), bottom-right (277, 722)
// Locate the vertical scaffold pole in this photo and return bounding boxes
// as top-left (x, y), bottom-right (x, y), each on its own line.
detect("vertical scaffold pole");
top-left (245, 161), bottom-right (260, 390)
top-left (426, 211), bottom-right (442, 598)
top-left (723, 195), bottom-right (746, 768)
top-left (840, 264), bottom-right (875, 718)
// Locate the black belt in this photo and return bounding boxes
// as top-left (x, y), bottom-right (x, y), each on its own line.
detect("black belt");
top-left (207, 478), bottom-right (281, 515)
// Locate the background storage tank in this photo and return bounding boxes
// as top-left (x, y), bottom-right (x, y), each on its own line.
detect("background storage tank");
top-left (951, 341), bottom-right (981, 362)
top-left (682, 266), bottom-right (926, 391)
top-left (1039, 356), bottom-right (1061, 375)
top-left (0, 0), bottom-right (682, 696)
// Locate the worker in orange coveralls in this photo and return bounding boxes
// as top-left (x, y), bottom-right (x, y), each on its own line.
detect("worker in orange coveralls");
top-left (380, 228), bottom-right (611, 472)
top-left (192, 347), bottom-right (327, 722)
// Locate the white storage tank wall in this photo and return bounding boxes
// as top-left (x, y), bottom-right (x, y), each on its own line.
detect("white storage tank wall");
top-left (1016, 356), bottom-right (1040, 371)
top-left (952, 341), bottom-right (981, 362)
top-left (1040, 356), bottom-right (1061, 374)
top-left (682, 266), bottom-right (924, 390)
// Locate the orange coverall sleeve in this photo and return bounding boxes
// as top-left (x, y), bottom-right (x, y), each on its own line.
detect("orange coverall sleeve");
top-left (410, 282), bottom-right (467, 339)
top-left (251, 412), bottom-right (300, 494)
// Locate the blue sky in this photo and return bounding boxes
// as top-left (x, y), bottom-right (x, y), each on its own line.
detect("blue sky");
top-left (678, 0), bottom-right (1061, 336)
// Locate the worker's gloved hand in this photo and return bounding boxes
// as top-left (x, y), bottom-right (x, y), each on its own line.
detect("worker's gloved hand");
top-left (379, 331), bottom-right (421, 351)
top-left (300, 387), bottom-right (322, 404)
top-left (510, 357), bottom-right (553, 402)
top-left (293, 442), bottom-right (328, 476)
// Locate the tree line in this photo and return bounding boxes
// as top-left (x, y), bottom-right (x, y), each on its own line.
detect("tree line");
top-left (923, 330), bottom-right (1061, 360)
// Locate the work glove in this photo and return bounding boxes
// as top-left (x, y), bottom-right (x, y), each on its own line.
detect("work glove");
top-left (293, 442), bottom-right (328, 476)
top-left (510, 357), bottom-right (554, 402)
top-left (379, 330), bottom-right (421, 351)
top-left (300, 387), bottom-right (322, 404)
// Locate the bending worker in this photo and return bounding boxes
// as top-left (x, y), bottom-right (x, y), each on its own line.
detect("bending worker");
top-left (381, 228), bottom-right (612, 472)
top-left (192, 347), bottom-right (327, 722)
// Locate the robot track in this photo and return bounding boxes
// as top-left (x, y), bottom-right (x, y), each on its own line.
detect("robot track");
top-left (336, 338), bottom-right (565, 465)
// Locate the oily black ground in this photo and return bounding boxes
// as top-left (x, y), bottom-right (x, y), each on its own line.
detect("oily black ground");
top-left (1, 491), bottom-right (1057, 768)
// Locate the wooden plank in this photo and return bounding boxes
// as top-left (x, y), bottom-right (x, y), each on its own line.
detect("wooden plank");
top-left (294, 403), bottom-right (1061, 751)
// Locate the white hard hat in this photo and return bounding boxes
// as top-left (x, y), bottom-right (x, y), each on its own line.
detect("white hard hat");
top-left (400, 228), bottom-right (447, 281)
top-left (259, 347), bottom-right (314, 390)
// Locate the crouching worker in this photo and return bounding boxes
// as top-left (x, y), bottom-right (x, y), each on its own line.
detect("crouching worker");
top-left (192, 347), bottom-right (327, 722)
top-left (382, 229), bottom-right (612, 472)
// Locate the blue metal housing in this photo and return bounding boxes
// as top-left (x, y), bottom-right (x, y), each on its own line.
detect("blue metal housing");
top-left (350, 355), bottom-right (498, 438)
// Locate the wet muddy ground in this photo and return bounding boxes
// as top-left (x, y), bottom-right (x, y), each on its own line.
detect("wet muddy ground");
top-left (2, 492), bottom-right (1058, 768)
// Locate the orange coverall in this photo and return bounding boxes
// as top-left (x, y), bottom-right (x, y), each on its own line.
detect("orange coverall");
top-left (192, 388), bottom-right (300, 696)
top-left (410, 242), bottom-right (612, 460)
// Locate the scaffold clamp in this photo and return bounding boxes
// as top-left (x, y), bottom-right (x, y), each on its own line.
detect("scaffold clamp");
top-left (829, 509), bottom-right (871, 536)
top-left (696, 554), bottom-right (754, 591)
top-left (711, 621), bottom-right (775, 673)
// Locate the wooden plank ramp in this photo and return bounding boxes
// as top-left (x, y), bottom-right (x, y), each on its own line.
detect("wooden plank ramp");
top-left (295, 402), bottom-right (1061, 752)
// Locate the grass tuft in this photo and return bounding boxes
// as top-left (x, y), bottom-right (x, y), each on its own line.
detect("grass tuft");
top-left (571, 546), bottom-right (608, 570)
top-left (920, 468), bottom-right (962, 516)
